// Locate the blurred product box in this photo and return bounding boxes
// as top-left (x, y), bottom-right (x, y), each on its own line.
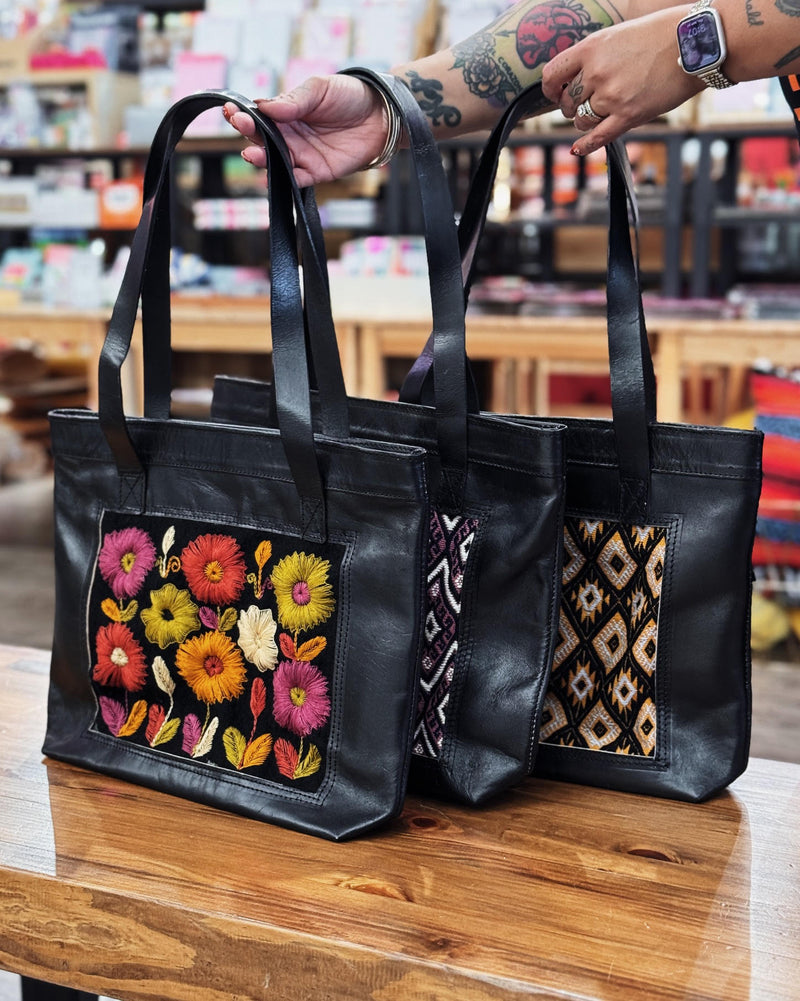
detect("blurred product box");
top-left (68, 4), bottom-right (141, 73)
top-left (32, 188), bottom-right (99, 229)
top-left (0, 179), bottom-right (38, 228)
top-left (99, 178), bottom-right (143, 229)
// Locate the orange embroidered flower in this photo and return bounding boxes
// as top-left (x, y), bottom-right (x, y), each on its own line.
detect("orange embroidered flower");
top-left (180, 533), bottom-right (246, 606)
top-left (93, 622), bottom-right (148, 691)
top-left (175, 631), bottom-right (246, 704)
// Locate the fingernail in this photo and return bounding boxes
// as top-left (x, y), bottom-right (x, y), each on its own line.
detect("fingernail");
top-left (570, 146), bottom-right (582, 156)
top-left (222, 106), bottom-right (231, 120)
top-left (241, 149), bottom-right (254, 163)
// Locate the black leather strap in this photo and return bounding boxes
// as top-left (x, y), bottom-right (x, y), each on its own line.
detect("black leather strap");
top-left (337, 69), bottom-right (470, 511)
top-left (99, 91), bottom-right (335, 536)
top-left (399, 81), bottom-right (655, 519)
top-left (399, 84), bottom-right (546, 407)
top-left (139, 98), bottom-right (350, 441)
top-left (606, 139), bottom-right (654, 518)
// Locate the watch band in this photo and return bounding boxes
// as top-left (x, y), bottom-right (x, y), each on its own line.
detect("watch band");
top-left (698, 66), bottom-right (736, 89)
top-left (684, 0), bottom-right (736, 89)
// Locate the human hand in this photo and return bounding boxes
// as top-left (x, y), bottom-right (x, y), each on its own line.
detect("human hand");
top-left (541, 7), bottom-right (703, 155)
top-left (224, 74), bottom-right (389, 185)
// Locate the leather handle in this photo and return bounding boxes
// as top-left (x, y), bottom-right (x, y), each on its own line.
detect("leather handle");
top-left (138, 99), bottom-right (350, 442)
top-left (399, 82), bottom-right (655, 519)
top-left (98, 91), bottom-right (336, 537)
top-left (337, 69), bottom-right (469, 512)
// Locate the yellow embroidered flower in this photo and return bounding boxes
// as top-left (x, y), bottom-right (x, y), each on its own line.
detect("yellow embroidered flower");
top-left (140, 584), bottom-right (200, 649)
top-left (176, 631), bottom-right (246, 704)
top-left (270, 552), bottom-right (335, 634)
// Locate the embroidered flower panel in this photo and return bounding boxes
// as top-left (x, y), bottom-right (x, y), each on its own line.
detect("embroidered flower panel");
top-left (540, 517), bottom-right (666, 757)
top-left (88, 511), bottom-right (342, 792)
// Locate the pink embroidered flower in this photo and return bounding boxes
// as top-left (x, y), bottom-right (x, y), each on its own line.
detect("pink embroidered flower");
top-left (93, 622), bottom-right (148, 691)
top-left (98, 527), bottom-right (156, 600)
top-left (272, 660), bottom-right (330, 737)
top-left (180, 533), bottom-right (246, 606)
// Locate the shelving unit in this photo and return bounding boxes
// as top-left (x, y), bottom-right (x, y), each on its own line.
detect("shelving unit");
top-left (0, 100), bottom-right (798, 426)
top-left (690, 121), bottom-right (799, 297)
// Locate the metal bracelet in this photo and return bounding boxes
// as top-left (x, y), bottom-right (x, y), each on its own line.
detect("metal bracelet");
top-left (360, 85), bottom-right (403, 171)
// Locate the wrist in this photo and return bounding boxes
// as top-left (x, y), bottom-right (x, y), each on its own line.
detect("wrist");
top-left (676, 0), bottom-right (737, 88)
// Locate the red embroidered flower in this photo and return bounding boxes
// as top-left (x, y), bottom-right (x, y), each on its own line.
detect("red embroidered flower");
top-left (180, 533), bottom-right (246, 606)
top-left (93, 622), bottom-right (148, 691)
top-left (272, 660), bottom-right (331, 737)
top-left (516, 1), bottom-right (600, 69)
top-left (98, 527), bottom-right (156, 600)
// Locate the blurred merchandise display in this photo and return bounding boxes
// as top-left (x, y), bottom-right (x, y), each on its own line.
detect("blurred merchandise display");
top-left (750, 364), bottom-right (800, 651)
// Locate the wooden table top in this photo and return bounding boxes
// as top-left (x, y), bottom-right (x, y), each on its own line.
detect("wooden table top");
top-left (1, 644), bottom-right (798, 1001)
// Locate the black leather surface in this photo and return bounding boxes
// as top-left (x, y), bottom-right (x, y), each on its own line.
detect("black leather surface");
top-left (43, 91), bottom-right (432, 840)
top-left (211, 70), bottom-right (568, 806)
top-left (400, 82), bottom-right (763, 802)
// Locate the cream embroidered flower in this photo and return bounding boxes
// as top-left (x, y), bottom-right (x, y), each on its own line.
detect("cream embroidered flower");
top-left (237, 605), bottom-right (279, 672)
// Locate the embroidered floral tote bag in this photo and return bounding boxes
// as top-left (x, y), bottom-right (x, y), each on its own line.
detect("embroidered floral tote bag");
top-left (403, 85), bottom-right (763, 802)
top-left (211, 71), bottom-right (567, 807)
top-left (42, 92), bottom-right (432, 841)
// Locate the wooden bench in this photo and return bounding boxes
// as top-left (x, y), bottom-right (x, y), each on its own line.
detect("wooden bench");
top-left (1, 644), bottom-right (798, 1001)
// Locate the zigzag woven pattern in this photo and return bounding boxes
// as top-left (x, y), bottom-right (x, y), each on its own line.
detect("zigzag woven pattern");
top-left (413, 510), bottom-right (478, 759)
top-left (540, 517), bottom-right (666, 757)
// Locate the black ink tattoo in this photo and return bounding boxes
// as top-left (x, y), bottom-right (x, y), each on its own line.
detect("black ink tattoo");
top-left (746, 0), bottom-right (764, 24)
top-left (568, 71), bottom-right (585, 100)
top-left (775, 0), bottom-right (800, 15)
top-left (452, 31), bottom-right (521, 107)
top-left (403, 70), bottom-right (462, 128)
top-left (775, 43), bottom-right (800, 66)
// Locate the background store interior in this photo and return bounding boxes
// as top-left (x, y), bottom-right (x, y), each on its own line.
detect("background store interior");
top-left (0, 0), bottom-right (798, 780)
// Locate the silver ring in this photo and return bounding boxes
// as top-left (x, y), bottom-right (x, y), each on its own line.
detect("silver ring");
top-left (576, 98), bottom-right (604, 123)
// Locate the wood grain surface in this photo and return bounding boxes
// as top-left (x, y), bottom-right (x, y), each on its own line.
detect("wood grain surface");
top-left (1, 645), bottom-right (798, 1001)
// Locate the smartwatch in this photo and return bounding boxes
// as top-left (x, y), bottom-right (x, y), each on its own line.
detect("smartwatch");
top-left (676, 0), bottom-right (735, 89)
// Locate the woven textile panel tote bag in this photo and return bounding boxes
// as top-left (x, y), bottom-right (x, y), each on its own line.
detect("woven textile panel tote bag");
top-left (42, 91), bottom-right (434, 841)
top-left (211, 69), bottom-right (567, 806)
top-left (403, 84), bottom-right (764, 802)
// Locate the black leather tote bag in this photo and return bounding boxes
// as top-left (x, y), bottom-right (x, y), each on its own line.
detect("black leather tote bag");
top-left (212, 70), bottom-right (567, 806)
top-left (403, 84), bottom-right (764, 802)
top-left (42, 92), bottom-right (432, 841)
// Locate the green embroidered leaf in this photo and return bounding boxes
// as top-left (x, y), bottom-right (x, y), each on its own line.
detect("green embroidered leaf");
top-left (218, 607), bottom-right (238, 633)
top-left (152, 716), bottom-right (181, 747)
top-left (152, 656), bottom-right (175, 696)
top-left (294, 743), bottom-right (322, 779)
top-left (223, 726), bottom-right (246, 768)
top-left (241, 733), bottom-right (273, 769)
top-left (117, 700), bottom-right (147, 738)
top-left (192, 716), bottom-right (219, 758)
top-left (296, 636), bottom-right (326, 661)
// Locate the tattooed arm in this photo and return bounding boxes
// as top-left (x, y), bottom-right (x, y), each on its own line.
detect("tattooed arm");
top-left (391, 0), bottom-right (626, 135)
top-left (225, 0), bottom-right (654, 183)
top-left (543, 0), bottom-right (800, 154)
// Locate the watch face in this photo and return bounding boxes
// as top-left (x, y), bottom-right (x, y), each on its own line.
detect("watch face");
top-left (678, 12), bottom-right (722, 73)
